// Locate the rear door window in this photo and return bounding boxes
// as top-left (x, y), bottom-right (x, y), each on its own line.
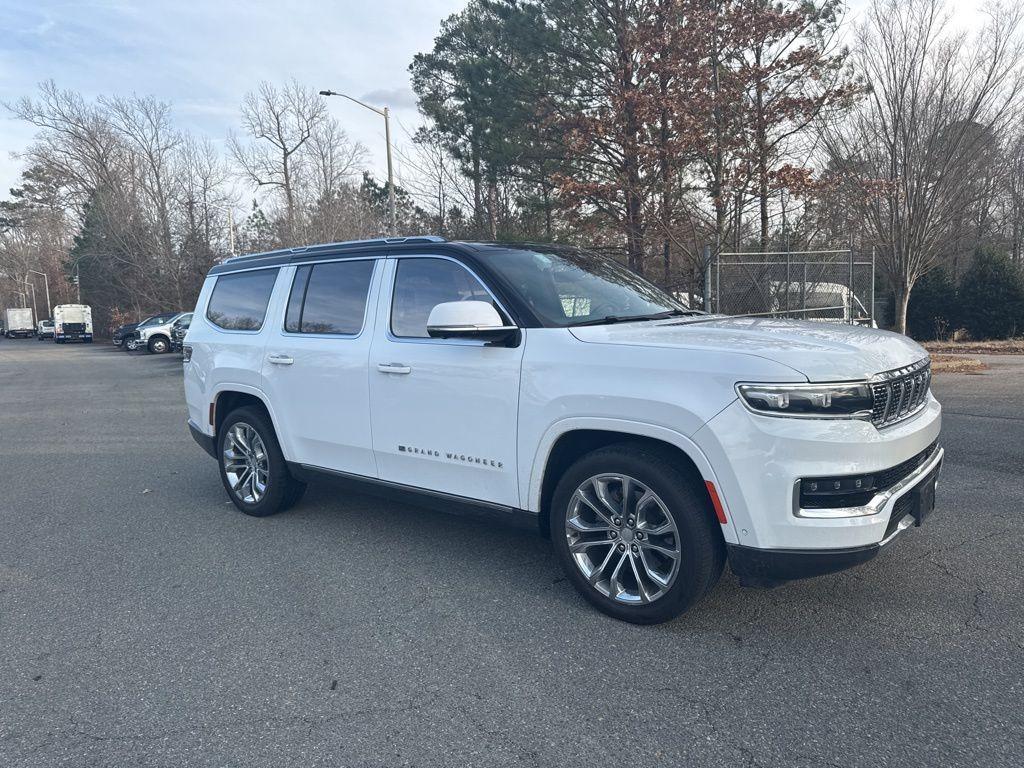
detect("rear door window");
top-left (206, 269), bottom-right (278, 331)
top-left (284, 259), bottom-right (375, 335)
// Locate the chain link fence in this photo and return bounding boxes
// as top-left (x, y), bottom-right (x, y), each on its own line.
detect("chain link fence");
top-left (711, 249), bottom-right (875, 325)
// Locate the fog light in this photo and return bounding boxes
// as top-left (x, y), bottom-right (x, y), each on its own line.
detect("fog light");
top-left (800, 472), bottom-right (877, 508)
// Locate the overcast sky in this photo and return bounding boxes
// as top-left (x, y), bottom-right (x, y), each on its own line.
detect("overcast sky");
top-left (0, 0), bottom-right (466, 201)
top-left (0, 0), bottom-right (988, 204)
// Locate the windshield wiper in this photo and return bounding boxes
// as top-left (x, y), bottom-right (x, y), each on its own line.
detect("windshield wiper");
top-left (568, 308), bottom-right (702, 327)
top-left (569, 313), bottom-right (647, 325)
top-left (648, 308), bottom-right (705, 318)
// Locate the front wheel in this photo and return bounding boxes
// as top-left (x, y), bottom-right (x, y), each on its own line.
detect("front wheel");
top-left (217, 407), bottom-right (306, 517)
top-left (147, 336), bottom-right (168, 354)
top-left (550, 444), bottom-right (725, 624)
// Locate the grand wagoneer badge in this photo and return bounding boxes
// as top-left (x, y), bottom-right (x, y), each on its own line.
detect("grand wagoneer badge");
top-left (398, 444), bottom-right (503, 469)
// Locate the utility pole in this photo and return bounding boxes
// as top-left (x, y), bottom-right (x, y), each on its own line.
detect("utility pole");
top-left (319, 89), bottom-right (397, 236)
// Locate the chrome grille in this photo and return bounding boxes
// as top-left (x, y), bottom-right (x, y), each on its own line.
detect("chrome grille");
top-left (871, 359), bottom-right (931, 427)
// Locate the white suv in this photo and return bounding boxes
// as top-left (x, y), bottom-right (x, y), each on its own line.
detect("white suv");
top-left (183, 237), bottom-right (942, 623)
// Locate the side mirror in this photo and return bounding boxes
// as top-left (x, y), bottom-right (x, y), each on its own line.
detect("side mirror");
top-left (426, 301), bottom-right (518, 343)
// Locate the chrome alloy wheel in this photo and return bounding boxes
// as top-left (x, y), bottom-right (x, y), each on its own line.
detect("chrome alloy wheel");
top-left (222, 422), bottom-right (269, 504)
top-left (565, 474), bottom-right (681, 604)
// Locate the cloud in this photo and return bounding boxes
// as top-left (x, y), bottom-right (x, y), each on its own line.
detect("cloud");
top-left (0, 0), bottom-right (467, 196)
top-left (359, 87), bottom-right (419, 111)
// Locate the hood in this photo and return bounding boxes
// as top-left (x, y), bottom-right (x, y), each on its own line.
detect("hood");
top-left (568, 315), bottom-right (927, 382)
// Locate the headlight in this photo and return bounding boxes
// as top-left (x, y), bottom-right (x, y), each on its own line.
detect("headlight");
top-left (737, 382), bottom-right (873, 419)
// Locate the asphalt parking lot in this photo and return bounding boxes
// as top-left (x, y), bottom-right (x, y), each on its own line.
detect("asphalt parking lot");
top-left (1, 340), bottom-right (1021, 767)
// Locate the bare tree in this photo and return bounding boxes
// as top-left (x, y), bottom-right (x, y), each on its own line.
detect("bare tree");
top-left (1007, 128), bottom-right (1024, 263)
top-left (102, 94), bottom-right (181, 265)
top-left (305, 117), bottom-right (366, 205)
top-left (825, 0), bottom-right (1024, 333)
top-left (8, 81), bottom-right (127, 208)
top-left (228, 80), bottom-right (327, 240)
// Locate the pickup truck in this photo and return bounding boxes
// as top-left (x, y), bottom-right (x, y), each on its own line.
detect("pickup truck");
top-left (125, 312), bottom-right (190, 353)
top-left (182, 237), bottom-right (942, 623)
top-left (37, 319), bottom-right (55, 340)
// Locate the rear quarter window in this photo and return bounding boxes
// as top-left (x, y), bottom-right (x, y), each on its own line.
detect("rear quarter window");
top-left (206, 269), bottom-right (279, 331)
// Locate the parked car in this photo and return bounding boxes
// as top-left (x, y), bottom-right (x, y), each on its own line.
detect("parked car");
top-left (53, 304), bottom-right (93, 343)
top-left (111, 322), bottom-right (139, 347)
top-left (183, 236), bottom-right (942, 624)
top-left (37, 319), bottom-right (55, 340)
top-left (4, 308), bottom-right (35, 338)
top-left (170, 313), bottom-right (192, 353)
top-left (124, 312), bottom-right (185, 353)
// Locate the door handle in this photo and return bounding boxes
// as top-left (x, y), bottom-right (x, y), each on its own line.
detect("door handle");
top-left (377, 362), bottom-right (412, 375)
top-left (267, 354), bottom-right (294, 365)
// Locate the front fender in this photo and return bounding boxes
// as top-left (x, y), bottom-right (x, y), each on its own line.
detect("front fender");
top-left (524, 416), bottom-right (740, 545)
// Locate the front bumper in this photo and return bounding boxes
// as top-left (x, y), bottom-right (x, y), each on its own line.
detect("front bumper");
top-left (727, 542), bottom-right (881, 587)
top-left (694, 393), bottom-right (942, 551)
top-left (727, 447), bottom-right (941, 586)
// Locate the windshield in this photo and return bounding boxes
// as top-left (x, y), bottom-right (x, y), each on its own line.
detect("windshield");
top-left (139, 314), bottom-right (175, 328)
top-left (485, 246), bottom-right (690, 327)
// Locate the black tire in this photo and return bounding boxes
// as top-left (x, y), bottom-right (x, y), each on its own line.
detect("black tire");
top-left (217, 406), bottom-right (306, 517)
top-left (549, 443), bottom-right (725, 624)
top-left (147, 336), bottom-right (169, 354)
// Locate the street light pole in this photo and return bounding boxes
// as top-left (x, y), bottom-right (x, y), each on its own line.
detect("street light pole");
top-left (27, 269), bottom-right (51, 319)
top-left (319, 89), bottom-right (397, 236)
top-left (22, 277), bottom-right (38, 324)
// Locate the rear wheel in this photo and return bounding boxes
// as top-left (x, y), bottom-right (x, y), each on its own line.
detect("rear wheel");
top-left (550, 443), bottom-right (725, 624)
top-left (218, 406), bottom-right (306, 517)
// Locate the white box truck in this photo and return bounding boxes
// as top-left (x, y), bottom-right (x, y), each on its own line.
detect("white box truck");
top-left (53, 304), bottom-right (93, 343)
top-left (3, 307), bottom-right (35, 338)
